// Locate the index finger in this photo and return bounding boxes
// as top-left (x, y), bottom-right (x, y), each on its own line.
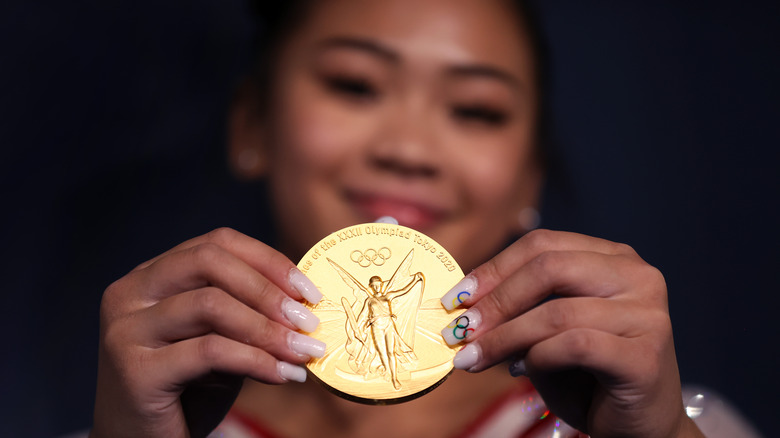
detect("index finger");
top-left (440, 229), bottom-right (635, 310)
top-left (135, 227), bottom-right (322, 304)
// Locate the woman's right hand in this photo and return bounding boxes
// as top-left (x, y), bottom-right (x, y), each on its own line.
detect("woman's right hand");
top-left (90, 228), bottom-right (324, 438)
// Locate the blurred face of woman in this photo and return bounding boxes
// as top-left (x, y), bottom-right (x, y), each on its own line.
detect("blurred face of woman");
top-left (232, 0), bottom-right (542, 270)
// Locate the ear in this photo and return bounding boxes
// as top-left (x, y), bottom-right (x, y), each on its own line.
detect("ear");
top-left (228, 79), bottom-right (268, 180)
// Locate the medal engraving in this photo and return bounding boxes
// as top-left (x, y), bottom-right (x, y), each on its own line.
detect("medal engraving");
top-left (299, 223), bottom-right (464, 403)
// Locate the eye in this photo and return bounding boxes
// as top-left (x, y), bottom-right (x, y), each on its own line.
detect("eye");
top-left (452, 105), bottom-right (508, 126)
top-left (324, 75), bottom-right (378, 101)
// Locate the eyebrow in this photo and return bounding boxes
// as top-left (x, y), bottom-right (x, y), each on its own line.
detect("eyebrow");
top-left (447, 65), bottom-right (522, 90)
top-left (314, 36), bottom-right (522, 90)
top-left (314, 36), bottom-right (399, 63)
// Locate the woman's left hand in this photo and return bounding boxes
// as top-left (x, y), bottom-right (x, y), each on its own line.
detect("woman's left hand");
top-left (439, 229), bottom-right (704, 438)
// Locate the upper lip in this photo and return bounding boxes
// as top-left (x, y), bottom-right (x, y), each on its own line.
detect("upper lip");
top-left (343, 187), bottom-right (454, 223)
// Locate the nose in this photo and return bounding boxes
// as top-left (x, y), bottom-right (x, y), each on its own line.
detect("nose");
top-left (368, 105), bottom-right (440, 179)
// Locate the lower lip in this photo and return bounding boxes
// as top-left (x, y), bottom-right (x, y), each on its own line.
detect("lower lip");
top-left (349, 195), bottom-right (443, 230)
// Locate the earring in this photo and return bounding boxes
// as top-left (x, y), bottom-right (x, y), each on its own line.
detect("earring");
top-left (518, 207), bottom-right (541, 232)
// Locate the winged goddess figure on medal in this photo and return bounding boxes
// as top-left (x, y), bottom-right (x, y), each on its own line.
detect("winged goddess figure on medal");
top-left (326, 249), bottom-right (425, 390)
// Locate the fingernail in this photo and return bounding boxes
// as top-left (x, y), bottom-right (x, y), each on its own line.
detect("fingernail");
top-left (441, 309), bottom-right (481, 346)
top-left (287, 332), bottom-right (326, 358)
top-left (374, 216), bottom-right (398, 225)
top-left (440, 276), bottom-right (477, 311)
top-left (453, 343), bottom-right (481, 371)
top-left (288, 268), bottom-right (323, 304)
top-left (509, 359), bottom-right (527, 377)
top-left (277, 361), bottom-right (307, 382)
top-left (282, 298), bottom-right (320, 333)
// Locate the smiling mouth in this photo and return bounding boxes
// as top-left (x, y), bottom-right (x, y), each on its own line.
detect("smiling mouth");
top-left (346, 192), bottom-right (447, 231)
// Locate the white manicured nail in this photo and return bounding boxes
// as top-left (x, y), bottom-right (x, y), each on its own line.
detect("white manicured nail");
top-left (288, 332), bottom-right (326, 358)
top-left (374, 216), bottom-right (399, 225)
top-left (453, 344), bottom-right (481, 371)
top-left (509, 359), bottom-right (527, 377)
top-left (440, 276), bottom-right (477, 311)
top-left (282, 298), bottom-right (320, 333)
top-left (277, 361), bottom-right (307, 382)
top-left (441, 309), bottom-right (481, 346)
top-left (288, 268), bottom-right (323, 304)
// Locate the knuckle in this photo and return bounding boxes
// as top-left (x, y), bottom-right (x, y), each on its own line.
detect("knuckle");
top-left (193, 288), bottom-right (226, 320)
top-left (206, 227), bottom-right (238, 246)
top-left (523, 229), bottom-right (554, 254)
top-left (640, 264), bottom-right (668, 304)
top-left (252, 349), bottom-right (274, 375)
top-left (563, 330), bottom-right (595, 362)
top-left (102, 278), bottom-right (122, 300)
top-left (190, 242), bottom-right (224, 266)
top-left (261, 248), bottom-right (294, 278)
top-left (197, 335), bottom-right (224, 363)
top-left (100, 281), bottom-right (121, 314)
top-left (482, 289), bottom-right (514, 320)
top-left (614, 242), bottom-right (636, 256)
top-left (530, 251), bottom-right (560, 284)
top-left (478, 332), bottom-right (506, 365)
top-left (480, 257), bottom-right (502, 283)
top-left (644, 265), bottom-right (667, 289)
top-left (248, 350), bottom-right (264, 372)
top-left (545, 300), bottom-right (575, 332)
top-left (252, 319), bottom-right (275, 345)
top-left (100, 275), bottom-right (135, 323)
top-left (253, 278), bottom-right (276, 303)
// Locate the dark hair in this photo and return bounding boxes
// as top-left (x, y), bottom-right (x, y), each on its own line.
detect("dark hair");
top-left (509, 1), bottom-right (556, 171)
top-left (247, 1), bottom-right (314, 109)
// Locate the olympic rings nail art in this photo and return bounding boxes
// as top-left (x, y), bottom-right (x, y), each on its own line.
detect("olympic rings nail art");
top-left (440, 276), bottom-right (477, 311)
top-left (441, 309), bottom-right (481, 346)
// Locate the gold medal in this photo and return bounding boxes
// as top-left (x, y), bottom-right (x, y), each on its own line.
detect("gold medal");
top-left (298, 222), bottom-right (464, 404)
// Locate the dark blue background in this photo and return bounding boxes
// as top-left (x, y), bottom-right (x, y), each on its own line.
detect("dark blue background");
top-left (1, 1), bottom-right (778, 436)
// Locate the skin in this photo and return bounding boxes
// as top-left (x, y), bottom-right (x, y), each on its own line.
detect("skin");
top-left (92, 0), bottom-right (704, 437)
top-left (231, 0), bottom-right (543, 270)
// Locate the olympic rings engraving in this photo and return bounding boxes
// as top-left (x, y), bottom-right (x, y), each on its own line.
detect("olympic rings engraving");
top-left (350, 247), bottom-right (392, 267)
top-left (447, 315), bottom-right (474, 340)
